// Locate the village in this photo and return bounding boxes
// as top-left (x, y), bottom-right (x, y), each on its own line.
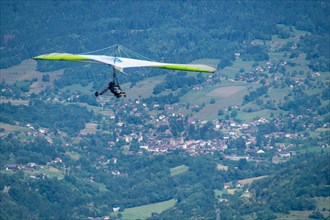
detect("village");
top-left (3, 94), bottom-right (321, 178)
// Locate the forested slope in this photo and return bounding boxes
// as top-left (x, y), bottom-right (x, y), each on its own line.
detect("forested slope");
top-left (1, 1), bottom-right (329, 70)
top-left (212, 153), bottom-right (330, 220)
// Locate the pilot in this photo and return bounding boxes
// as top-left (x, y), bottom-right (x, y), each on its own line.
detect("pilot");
top-left (108, 82), bottom-right (126, 98)
top-left (95, 82), bottom-right (126, 98)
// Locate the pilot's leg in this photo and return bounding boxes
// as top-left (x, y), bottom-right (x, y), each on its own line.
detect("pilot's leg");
top-left (95, 87), bottom-right (109, 97)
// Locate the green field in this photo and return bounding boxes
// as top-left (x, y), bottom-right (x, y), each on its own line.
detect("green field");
top-left (80, 122), bottom-right (98, 135)
top-left (170, 165), bottom-right (189, 176)
top-left (122, 75), bottom-right (165, 99)
top-left (237, 109), bottom-right (273, 122)
top-left (221, 58), bottom-right (258, 78)
top-left (0, 122), bottom-right (29, 133)
top-left (0, 59), bottom-right (63, 93)
top-left (0, 97), bottom-right (29, 106)
top-left (120, 199), bottom-right (177, 220)
top-left (180, 80), bottom-right (251, 120)
top-left (274, 196), bottom-right (330, 220)
top-left (65, 151), bottom-right (80, 160)
top-left (31, 166), bottom-right (64, 179)
top-left (61, 83), bottom-right (94, 94)
top-left (214, 189), bottom-right (226, 198)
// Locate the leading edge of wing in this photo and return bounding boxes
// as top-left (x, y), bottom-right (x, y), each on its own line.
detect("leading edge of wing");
top-left (33, 53), bottom-right (217, 73)
top-left (33, 53), bottom-right (110, 64)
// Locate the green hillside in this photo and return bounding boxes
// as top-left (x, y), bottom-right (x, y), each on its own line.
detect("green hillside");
top-left (218, 153), bottom-right (330, 219)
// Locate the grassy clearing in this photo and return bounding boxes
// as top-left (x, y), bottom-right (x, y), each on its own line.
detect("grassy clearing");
top-left (216, 164), bottom-right (228, 171)
top-left (196, 87), bottom-right (249, 120)
top-left (61, 83), bottom-right (94, 94)
top-left (315, 196), bottom-right (330, 211)
top-left (221, 58), bottom-right (257, 78)
top-left (237, 109), bottom-right (273, 122)
top-left (268, 52), bottom-right (286, 60)
top-left (180, 86), bottom-right (218, 105)
top-left (286, 55), bottom-right (311, 76)
top-left (80, 122), bottom-right (98, 135)
top-left (237, 175), bottom-right (268, 186)
top-left (0, 59), bottom-right (63, 93)
top-left (1, 59), bottom-right (39, 84)
top-left (120, 199), bottom-right (176, 220)
top-left (276, 210), bottom-right (328, 220)
top-left (170, 165), bottom-right (189, 176)
top-left (214, 189), bottom-right (223, 198)
top-left (296, 145), bottom-right (330, 153)
top-left (122, 75), bottom-right (165, 99)
top-left (276, 211), bottom-right (311, 220)
top-left (65, 151), bottom-right (80, 160)
top-left (31, 166), bottom-right (64, 179)
top-left (207, 86), bottom-right (246, 98)
top-left (268, 87), bottom-right (292, 102)
top-left (0, 122), bottom-right (29, 133)
top-left (276, 197), bottom-right (330, 219)
top-left (180, 80), bottom-right (251, 120)
top-left (92, 181), bottom-right (108, 192)
top-left (0, 97), bottom-right (29, 106)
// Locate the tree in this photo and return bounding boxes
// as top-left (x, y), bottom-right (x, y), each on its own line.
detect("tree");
top-left (218, 109), bottom-right (224, 115)
top-left (42, 74), bottom-right (50, 82)
top-left (130, 139), bottom-right (140, 153)
top-left (230, 109), bottom-right (238, 118)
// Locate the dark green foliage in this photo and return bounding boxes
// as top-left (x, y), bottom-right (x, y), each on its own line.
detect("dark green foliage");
top-left (153, 73), bottom-right (205, 95)
top-left (242, 45), bottom-right (269, 61)
top-left (186, 121), bottom-right (223, 140)
top-left (280, 92), bottom-right (321, 114)
top-left (2, 0), bottom-right (329, 73)
top-left (243, 86), bottom-right (268, 103)
top-left (298, 34), bottom-right (330, 71)
top-left (250, 153), bottom-right (329, 213)
top-left (143, 93), bottom-right (180, 105)
top-left (0, 101), bottom-right (92, 134)
top-left (217, 153), bottom-right (330, 218)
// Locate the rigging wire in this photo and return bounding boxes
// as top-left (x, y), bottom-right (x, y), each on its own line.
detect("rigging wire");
top-left (82, 44), bottom-right (118, 55)
top-left (119, 45), bottom-right (153, 61)
top-left (84, 44), bottom-right (154, 95)
top-left (83, 44), bottom-right (154, 61)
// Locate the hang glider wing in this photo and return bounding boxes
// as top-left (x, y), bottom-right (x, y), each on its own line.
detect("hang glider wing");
top-left (33, 53), bottom-right (216, 73)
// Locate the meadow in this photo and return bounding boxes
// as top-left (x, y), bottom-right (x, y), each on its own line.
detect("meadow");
top-left (170, 165), bottom-right (189, 176)
top-left (119, 199), bottom-right (177, 220)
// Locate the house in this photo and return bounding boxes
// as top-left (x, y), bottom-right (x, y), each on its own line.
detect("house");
top-left (112, 207), bottom-right (120, 212)
top-left (257, 149), bottom-right (265, 154)
top-left (219, 198), bottom-right (229, 202)
top-left (4, 164), bottom-right (19, 171)
top-left (124, 135), bottom-right (132, 143)
top-left (53, 157), bottom-right (62, 163)
top-left (279, 152), bottom-right (291, 158)
top-left (27, 162), bottom-right (37, 168)
top-left (140, 145), bottom-right (149, 150)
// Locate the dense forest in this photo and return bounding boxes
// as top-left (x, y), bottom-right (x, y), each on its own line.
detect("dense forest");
top-left (217, 153), bottom-right (330, 220)
top-left (1, 1), bottom-right (329, 70)
top-left (1, 1), bottom-right (330, 219)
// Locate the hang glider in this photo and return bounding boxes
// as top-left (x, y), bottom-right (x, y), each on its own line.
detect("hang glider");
top-left (33, 53), bottom-right (216, 73)
top-left (33, 46), bottom-right (216, 98)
